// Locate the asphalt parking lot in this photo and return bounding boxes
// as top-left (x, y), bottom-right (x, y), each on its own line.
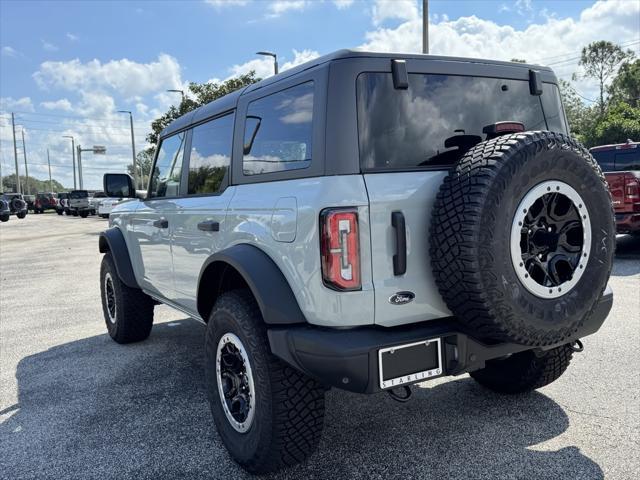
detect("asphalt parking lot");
top-left (1, 213), bottom-right (638, 479)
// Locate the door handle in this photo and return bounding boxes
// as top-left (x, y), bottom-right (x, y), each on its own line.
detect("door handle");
top-left (153, 218), bottom-right (168, 229)
top-left (197, 220), bottom-right (220, 232)
top-left (391, 211), bottom-right (407, 276)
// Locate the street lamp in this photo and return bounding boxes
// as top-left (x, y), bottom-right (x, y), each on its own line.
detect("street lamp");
top-left (256, 51), bottom-right (278, 75)
top-left (62, 135), bottom-right (77, 189)
top-left (76, 145), bottom-right (106, 190)
top-left (166, 89), bottom-right (185, 102)
top-left (117, 110), bottom-right (138, 190)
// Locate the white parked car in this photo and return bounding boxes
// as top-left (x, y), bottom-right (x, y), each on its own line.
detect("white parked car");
top-left (97, 197), bottom-right (121, 218)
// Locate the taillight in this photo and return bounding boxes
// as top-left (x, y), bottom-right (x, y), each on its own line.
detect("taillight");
top-left (624, 175), bottom-right (640, 204)
top-left (320, 208), bottom-right (361, 291)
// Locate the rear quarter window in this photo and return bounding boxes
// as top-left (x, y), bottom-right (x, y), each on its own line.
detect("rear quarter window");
top-left (242, 82), bottom-right (314, 176)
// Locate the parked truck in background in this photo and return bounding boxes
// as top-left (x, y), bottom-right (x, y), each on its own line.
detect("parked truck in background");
top-left (590, 140), bottom-right (640, 236)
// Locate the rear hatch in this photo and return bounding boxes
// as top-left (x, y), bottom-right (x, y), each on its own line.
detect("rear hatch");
top-left (591, 144), bottom-right (640, 214)
top-left (69, 190), bottom-right (89, 209)
top-left (357, 71), bottom-right (568, 326)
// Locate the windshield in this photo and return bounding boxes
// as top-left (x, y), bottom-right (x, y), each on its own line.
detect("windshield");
top-left (357, 73), bottom-right (568, 171)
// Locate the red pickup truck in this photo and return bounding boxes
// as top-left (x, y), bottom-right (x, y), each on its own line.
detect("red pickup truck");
top-left (590, 140), bottom-right (640, 235)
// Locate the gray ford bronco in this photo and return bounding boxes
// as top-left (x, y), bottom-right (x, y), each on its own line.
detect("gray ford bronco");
top-left (98, 50), bottom-right (615, 473)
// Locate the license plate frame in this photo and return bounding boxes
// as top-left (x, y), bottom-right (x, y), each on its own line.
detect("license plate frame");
top-left (378, 338), bottom-right (443, 390)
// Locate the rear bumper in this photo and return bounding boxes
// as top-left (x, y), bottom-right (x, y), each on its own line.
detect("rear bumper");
top-left (268, 286), bottom-right (613, 394)
top-left (615, 212), bottom-right (640, 234)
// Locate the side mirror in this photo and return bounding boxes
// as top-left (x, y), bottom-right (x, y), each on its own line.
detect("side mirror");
top-left (103, 173), bottom-right (135, 198)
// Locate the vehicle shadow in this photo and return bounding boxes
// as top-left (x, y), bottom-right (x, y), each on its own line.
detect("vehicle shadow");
top-left (1, 320), bottom-right (603, 480)
top-left (612, 234), bottom-right (640, 277)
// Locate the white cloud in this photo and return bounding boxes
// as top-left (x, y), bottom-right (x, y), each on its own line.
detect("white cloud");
top-left (204, 0), bottom-right (248, 7)
top-left (33, 54), bottom-right (184, 98)
top-left (41, 98), bottom-right (73, 111)
top-left (41, 40), bottom-right (59, 52)
top-left (515, 0), bottom-right (533, 15)
top-left (333, 0), bottom-right (354, 8)
top-left (66, 32), bottom-right (79, 41)
top-left (268, 0), bottom-right (307, 17)
top-left (372, 0), bottom-right (418, 26)
top-left (359, 0), bottom-right (640, 99)
top-left (1, 46), bottom-right (19, 57)
top-left (0, 96), bottom-right (34, 112)
top-left (228, 49), bottom-right (320, 79)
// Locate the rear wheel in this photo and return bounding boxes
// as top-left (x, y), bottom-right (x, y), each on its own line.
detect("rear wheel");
top-left (0, 214), bottom-right (9, 222)
top-left (100, 252), bottom-right (154, 343)
top-left (470, 344), bottom-right (574, 394)
top-left (16, 211), bottom-right (26, 219)
top-left (80, 211), bottom-right (88, 218)
top-left (205, 291), bottom-right (325, 474)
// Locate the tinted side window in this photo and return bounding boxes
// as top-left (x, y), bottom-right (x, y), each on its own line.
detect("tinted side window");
top-left (150, 132), bottom-right (186, 198)
top-left (591, 150), bottom-right (615, 172)
top-left (243, 82), bottom-right (314, 176)
top-left (541, 83), bottom-right (568, 133)
top-left (187, 113), bottom-right (234, 195)
top-left (615, 150), bottom-right (640, 171)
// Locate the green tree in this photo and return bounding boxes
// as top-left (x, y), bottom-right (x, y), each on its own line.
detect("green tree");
top-left (608, 59), bottom-right (640, 108)
top-left (583, 101), bottom-right (640, 147)
top-left (557, 79), bottom-right (597, 143)
top-left (2, 174), bottom-right (66, 193)
top-left (578, 40), bottom-right (635, 115)
top-left (146, 71), bottom-right (260, 147)
top-left (127, 149), bottom-right (155, 189)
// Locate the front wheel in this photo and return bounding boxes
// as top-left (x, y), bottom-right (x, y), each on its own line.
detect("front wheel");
top-left (17, 211), bottom-right (26, 219)
top-left (100, 252), bottom-right (154, 343)
top-left (0, 214), bottom-right (9, 222)
top-left (470, 344), bottom-right (574, 394)
top-left (80, 211), bottom-right (88, 218)
top-left (205, 291), bottom-right (325, 474)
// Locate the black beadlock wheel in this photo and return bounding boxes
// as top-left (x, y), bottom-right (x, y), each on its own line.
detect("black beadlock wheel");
top-left (430, 131), bottom-right (615, 347)
top-left (100, 252), bottom-right (154, 343)
top-left (204, 290), bottom-right (325, 474)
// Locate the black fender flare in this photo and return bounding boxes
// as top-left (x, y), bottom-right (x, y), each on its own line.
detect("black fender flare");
top-left (197, 244), bottom-right (306, 325)
top-left (98, 227), bottom-right (139, 289)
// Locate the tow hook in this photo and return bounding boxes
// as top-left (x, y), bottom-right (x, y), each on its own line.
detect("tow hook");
top-left (387, 385), bottom-right (412, 403)
top-left (570, 339), bottom-right (584, 353)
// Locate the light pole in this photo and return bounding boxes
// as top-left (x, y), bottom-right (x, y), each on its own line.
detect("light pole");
top-left (422, 0), bottom-right (429, 54)
top-left (47, 149), bottom-right (53, 192)
top-left (118, 110), bottom-right (138, 190)
top-left (256, 51), bottom-right (278, 75)
top-left (62, 135), bottom-right (77, 189)
top-left (21, 129), bottom-right (30, 195)
top-left (11, 113), bottom-right (21, 193)
top-left (167, 89), bottom-right (185, 103)
top-left (76, 145), bottom-right (106, 190)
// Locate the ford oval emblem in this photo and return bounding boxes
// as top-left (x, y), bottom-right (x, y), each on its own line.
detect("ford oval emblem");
top-left (389, 291), bottom-right (415, 305)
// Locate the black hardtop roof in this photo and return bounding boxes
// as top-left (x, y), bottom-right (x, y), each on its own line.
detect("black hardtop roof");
top-left (160, 49), bottom-right (553, 138)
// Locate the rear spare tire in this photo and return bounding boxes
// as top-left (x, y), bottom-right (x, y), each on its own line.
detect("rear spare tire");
top-left (430, 131), bottom-right (614, 347)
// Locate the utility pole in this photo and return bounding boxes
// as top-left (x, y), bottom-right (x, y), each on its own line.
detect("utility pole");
top-left (11, 113), bottom-right (21, 193)
top-left (77, 145), bottom-right (83, 189)
top-left (21, 130), bottom-right (30, 195)
top-left (47, 149), bottom-right (53, 192)
top-left (422, 0), bottom-right (429, 54)
top-left (62, 135), bottom-right (77, 189)
top-left (118, 110), bottom-right (138, 190)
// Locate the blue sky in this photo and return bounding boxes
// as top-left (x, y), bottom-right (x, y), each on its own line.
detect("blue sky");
top-left (1, 0), bottom-right (638, 189)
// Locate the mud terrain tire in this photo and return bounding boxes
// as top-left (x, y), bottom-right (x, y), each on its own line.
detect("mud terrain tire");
top-left (430, 131), bottom-right (614, 346)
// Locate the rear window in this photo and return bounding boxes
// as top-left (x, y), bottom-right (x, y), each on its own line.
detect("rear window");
top-left (591, 147), bottom-right (640, 172)
top-left (69, 191), bottom-right (88, 199)
top-left (357, 73), bottom-right (565, 171)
